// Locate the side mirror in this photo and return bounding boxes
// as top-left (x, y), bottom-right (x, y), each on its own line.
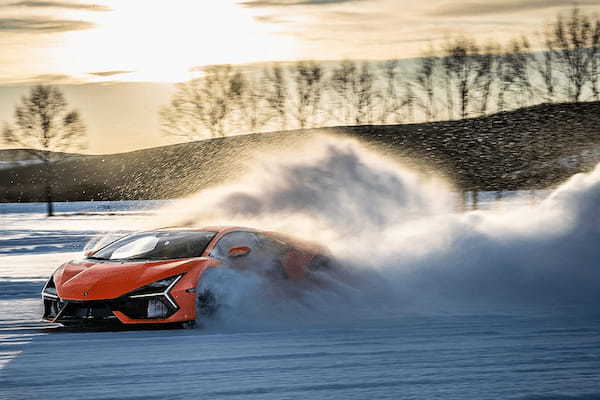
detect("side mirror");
top-left (228, 246), bottom-right (251, 258)
top-left (83, 250), bottom-right (95, 258)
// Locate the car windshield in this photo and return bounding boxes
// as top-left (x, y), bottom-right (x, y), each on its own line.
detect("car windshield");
top-left (90, 231), bottom-right (217, 261)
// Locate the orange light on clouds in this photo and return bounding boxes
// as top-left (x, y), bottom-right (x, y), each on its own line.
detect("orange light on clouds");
top-left (5, 0), bottom-right (600, 85)
top-left (45, 0), bottom-right (297, 83)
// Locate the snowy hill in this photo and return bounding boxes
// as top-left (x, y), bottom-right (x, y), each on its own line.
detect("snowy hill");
top-left (2, 101), bottom-right (600, 202)
top-left (0, 149), bottom-right (85, 170)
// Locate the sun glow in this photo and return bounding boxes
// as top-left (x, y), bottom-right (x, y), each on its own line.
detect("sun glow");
top-left (53, 0), bottom-right (296, 83)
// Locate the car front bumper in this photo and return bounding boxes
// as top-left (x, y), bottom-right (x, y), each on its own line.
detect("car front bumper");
top-left (42, 294), bottom-right (185, 325)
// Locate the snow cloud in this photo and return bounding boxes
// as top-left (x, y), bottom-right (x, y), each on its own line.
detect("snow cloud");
top-left (160, 136), bottom-right (600, 321)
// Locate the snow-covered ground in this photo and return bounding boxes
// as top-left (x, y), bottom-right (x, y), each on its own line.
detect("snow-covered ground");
top-left (0, 202), bottom-right (161, 376)
top-left (1, 200), bottom-right (598, 399)
top-left (2, 141), bottom-right (600, 399)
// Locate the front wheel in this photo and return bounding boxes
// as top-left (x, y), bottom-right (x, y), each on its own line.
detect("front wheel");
top-left (194, 266), bottom-right (256, 325)
top-left (197, 289), bottom-right (218, 317)
top-left (308, 255), bottom-right (331, 272)
top-left (181, 320), bottom-right (196, 329)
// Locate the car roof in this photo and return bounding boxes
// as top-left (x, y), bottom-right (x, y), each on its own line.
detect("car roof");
top-left (156, 226), bottom-right (259, 234)
top-left (153, 226), bottom-right (326, 254)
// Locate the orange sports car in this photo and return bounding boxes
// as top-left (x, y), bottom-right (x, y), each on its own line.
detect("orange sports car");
top-left (42, 226), bottom-right (332, 327)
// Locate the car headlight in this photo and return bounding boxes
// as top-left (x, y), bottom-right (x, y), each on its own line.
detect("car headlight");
top-left (128, 275), bottom-right (182, 298)
top-left (145, 276), bottom-right (181, 290)
top-left (126, 274), bottom-right (183, 319)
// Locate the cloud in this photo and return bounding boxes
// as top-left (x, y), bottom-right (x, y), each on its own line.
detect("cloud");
top-left (430, 0), bottom-right (600, 17)
top-left (88, 70), bottom-right (133, 77)
top-left (242, 0), bottom-right (360, 7)
top-left (0, 17), bottom-right (95, 32)
top-left (8, 1), bottom-right (111, 11)
top-left (254, 14), bottom-right (289, 24)
top-left (0, 73), bottom-right (82, 85)
top-left (29, 73), bottom-right (72, 82)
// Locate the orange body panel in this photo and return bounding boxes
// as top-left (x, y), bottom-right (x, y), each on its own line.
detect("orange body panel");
top-left (281, 249), bottom-right (315, 281)
top-left (55, 258), bottom-right (200, 301)
top-left (43, 226), bottom-right (328, 326)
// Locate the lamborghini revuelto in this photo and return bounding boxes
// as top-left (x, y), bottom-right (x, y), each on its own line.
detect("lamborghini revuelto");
top-left (42, 226), bottom-right (332, 327)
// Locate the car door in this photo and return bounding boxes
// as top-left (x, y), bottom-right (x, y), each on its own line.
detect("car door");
top-left (254, 233), bottom-right (291, 278)
top-left (258, 233), bottom-right (312, 280)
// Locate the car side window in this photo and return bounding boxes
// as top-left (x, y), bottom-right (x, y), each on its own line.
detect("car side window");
top-left (209, 231), bottom-right (259, 261)
top-left (256, 234), bottom-right (290, 256)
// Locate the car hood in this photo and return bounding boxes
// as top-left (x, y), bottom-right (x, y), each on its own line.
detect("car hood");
top-left (54, 257), bottom-right (213, 300)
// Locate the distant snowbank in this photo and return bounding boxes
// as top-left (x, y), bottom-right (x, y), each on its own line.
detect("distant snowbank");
top-left (0, 160), bottom-right (42, 170)
top-left (0, 200), bottom-right (169, 215)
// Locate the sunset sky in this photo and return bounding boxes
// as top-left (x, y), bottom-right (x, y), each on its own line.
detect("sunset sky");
top-left (1, 0), bottom-right (599, 153)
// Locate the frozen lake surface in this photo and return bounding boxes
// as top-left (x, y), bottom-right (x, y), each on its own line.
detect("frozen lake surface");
top-left (2, 308), bottom-right (599, 400)
top-left (2, 142), bottom-right (600, 400)
top-left (0, 200), bottom-right (598, 400)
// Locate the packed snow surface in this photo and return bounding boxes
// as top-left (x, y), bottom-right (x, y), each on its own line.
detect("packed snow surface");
top-left (1, 139), bottom-right (599, 399)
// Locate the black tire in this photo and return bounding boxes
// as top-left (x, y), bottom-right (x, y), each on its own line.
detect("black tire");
top-left (180, 320), bottom-right (196, 329)
top-left (308, 255), bottom-right (331, 272)
top-left (197, 289), bottom-right (218, 317)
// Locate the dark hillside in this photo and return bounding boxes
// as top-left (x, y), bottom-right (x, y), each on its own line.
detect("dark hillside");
top-left (341, 101), bottom-right (600, 190)
top-left (2, 101), bottom-right (599, 202)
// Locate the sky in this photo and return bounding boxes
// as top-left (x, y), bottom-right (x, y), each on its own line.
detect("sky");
top-left (1, 0), bottom-right (600, 153)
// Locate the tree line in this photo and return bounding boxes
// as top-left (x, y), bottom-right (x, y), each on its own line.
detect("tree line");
top-left (161, 7), bottom-right (600, 140)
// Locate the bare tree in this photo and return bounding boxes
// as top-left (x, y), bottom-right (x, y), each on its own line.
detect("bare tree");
top-left (329, 60), bottom-right (378, 125)
top-left (289, 61), bottom-right (325, 129)
top-left (546, 7), bottom-right (600, 102)
top-left (530, 32), bottom-right (558, 103)
top-left (402, 79), bottom-right (416, 122)
top-left (441, 37), bottom-right (486, 119)
top-left (379, 60), bottom-right (404, 123)
top-left (230, 68), bottom-right (272, 133)
top-left (441, 57), bottom-right (456, 120)
top-left (588, 16), bottom-right (600, 99)
top-left (475, 41), bottom-right (500, 115)
top-left (328, 60), bottom-right (356, 124)
top-left (497, 37), bottom-right (534, 111)
top-left (3, 85), bottom-right (86, 216)
top-left (355, 62), bottom-right (379, 124)
top-left (591, 39), bottom-right (600, 100)
top-left (413, 47), bottom-right (438, 121)
top-left (160, 65), bottom-right (242, 139)
top-left (262, 63), bottom-right (289, 130)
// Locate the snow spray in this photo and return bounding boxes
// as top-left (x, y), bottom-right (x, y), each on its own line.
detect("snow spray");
top-left (115, 135), bottom-right (600, 327)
